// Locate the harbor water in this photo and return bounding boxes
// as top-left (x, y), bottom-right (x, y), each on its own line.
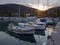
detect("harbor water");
top-left (0, 25), bottom-right (54, 45)
top-left (0, 21), bottom-right (55, 45)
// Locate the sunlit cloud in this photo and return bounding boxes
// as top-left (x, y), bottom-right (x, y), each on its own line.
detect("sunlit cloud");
top-left (27, 3), bottom-right (54, 11)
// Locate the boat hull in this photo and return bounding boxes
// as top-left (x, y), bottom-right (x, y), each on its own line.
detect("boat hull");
top-left (8, 29), bottom-right (35, 34)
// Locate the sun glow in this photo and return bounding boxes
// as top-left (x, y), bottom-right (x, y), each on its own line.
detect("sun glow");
top-left (27, 3), bottom-right (53, 11)
top-left (32, 4), bottom-right (53, 11)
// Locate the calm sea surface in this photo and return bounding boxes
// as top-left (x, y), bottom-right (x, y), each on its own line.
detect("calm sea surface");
top-left (0, 26), bottom-right (53, 45)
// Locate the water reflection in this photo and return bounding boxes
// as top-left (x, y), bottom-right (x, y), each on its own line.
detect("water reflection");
top-left (0, 28), bottom-right (45, 43)
top-left (0, 29), bottom-right (36, 45)
top-left (0, 25), bottom-right (54, 45)
top-left (6, 30), bottom-right (36, 43)
top-left (35, 30), bottom-right (45, 36)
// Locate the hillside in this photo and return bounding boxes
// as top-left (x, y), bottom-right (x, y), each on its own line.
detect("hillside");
top-left (45, 7), bottom-right (60, 17)
top-left (0, 4), bottom-right (45, 17)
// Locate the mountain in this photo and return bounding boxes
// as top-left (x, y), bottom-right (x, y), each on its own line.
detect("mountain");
top-left (0, 4), bottom-right (45, 17)
top-left (45, 7), bottom-right (60, 17)
top-left (0, 5), bottom-right (14, 17)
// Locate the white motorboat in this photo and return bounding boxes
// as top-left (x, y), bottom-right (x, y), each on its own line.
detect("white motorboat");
top-left (35, 18), bottom-right (46, 30)
top-left (45, 17), bottom-right (54, 24)
top-left (8, 23), bottom-right (35, 34)
top-left (33, 22), bottom-right (46, 30)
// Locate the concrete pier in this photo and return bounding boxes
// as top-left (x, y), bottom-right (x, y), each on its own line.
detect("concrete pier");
top-left (46, 21), bottom-right (60, 45)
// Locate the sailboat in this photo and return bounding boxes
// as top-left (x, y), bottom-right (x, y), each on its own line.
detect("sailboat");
top-left (34, 0), bottom-right (46, 30)
top-left (7, 7), bottom-right (35, 34)
top-left (45, 0), bottom-right (55, 25)
top-left (7, 23), bottom-right (35, 34)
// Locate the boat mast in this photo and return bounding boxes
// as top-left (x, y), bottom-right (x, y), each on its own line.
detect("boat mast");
top-left (38, 0), bottom-right (39, 17)
top-left (43, 0), bottom-right (44, 11)
top-left (56, 4), bottom-right (57, 17)
top-left (47, 0), bottom-right (49, 16)
top-left (19, 7), bottom-right (20, 17)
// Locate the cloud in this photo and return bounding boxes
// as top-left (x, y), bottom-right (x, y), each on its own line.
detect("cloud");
top-left (0, 0), bottom-right (60, 7)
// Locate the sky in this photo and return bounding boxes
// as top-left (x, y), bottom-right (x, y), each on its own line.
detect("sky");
top-left (0, 0), bottom-right (60, 10)
top-left (0, 0), bottom-right (59, 6)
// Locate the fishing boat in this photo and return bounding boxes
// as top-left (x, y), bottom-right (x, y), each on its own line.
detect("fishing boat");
top-left (7, 23), bottom-right (35, 34)
top-left (45, 17), bottom-right (55, 25)
top-left (35, 18), bottom-right (46, 30)
top-left (33, 23), bottom-right (46, 30)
